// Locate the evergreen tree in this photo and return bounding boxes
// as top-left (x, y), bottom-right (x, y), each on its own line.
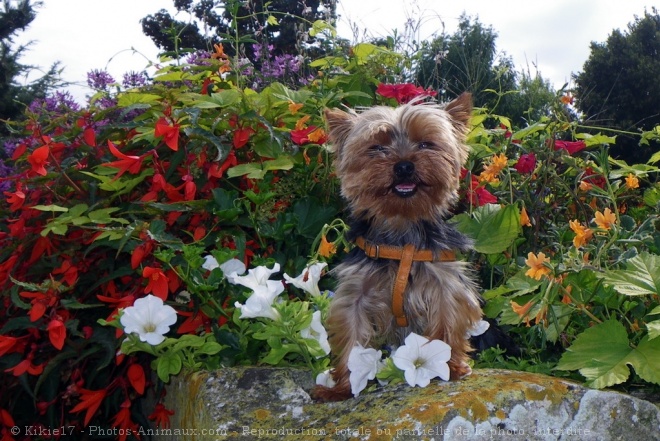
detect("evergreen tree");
top-left (0, 0), bottom-right (61, 139)
top-left (574, 9), bottom-right (660, 162)
top-left (415, 14), bottom-right (517, 111)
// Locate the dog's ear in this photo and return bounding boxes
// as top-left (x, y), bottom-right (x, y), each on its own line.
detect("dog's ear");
top-left (324, 108), bottom-right (355, 155)
top-left (445, 92), bottom-right (473, 135)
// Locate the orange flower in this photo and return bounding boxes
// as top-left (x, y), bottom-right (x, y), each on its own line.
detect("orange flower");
top-left (520, 207), bottom-right (531, 227)
top-left (569, 219), bottom-right (593, 248)
top-left (318, 234), bottom-right (336, 258)
top-left (307, 128), bottom-right (327, 144)
top-left (479, 153), bottom-right (508, 183)
top-left (560, 93), bottom-right (574, 105)
top-left (594, 208), bottom-right (616, 230)
top-left (524, 252), bottom-right (551, 280)
top-left (511, 300), bottom-right (533, 326)
top-left (624, 173), bottom-right (639, 190)
top-left (579, 180), bottom-right (593, 191)
top-left (288, 101), bottom-right (304, 115)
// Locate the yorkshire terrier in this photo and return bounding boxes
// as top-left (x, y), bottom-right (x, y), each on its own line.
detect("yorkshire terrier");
top-left (314, 93), bottom-right (483, 401)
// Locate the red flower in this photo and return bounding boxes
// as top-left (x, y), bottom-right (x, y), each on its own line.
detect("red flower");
top-left (127, 364), bottom-right (146, 395)
top-left (461, 169), bottom-right (497, 206)
top-left (582, 167), bottom-right (607, 189)
top-left (101, 141), bottom-right (146, 179)
top-left (148, 403), bottom-right (175, 429)
top-left (27, 145), bottom-right (50, 176)
top-left (83, 127), bottom-right (97, 146)
top-left (290, 126), bottom-right (327, 146)
top-left (376, 83), bottom-right (437, 104)
top-left (5, 356), bottom-right (44, 376)
top-left (0, 336), bottom-right (17, 357)
top-left (70, 388), bottom-right (107, 426)
top-left (155, 117), bottom-right (180, 151)
top-left (19, 290), bottom-right (57, 322)
top-left (553, 139), bottom-right (587, 155)
top-left (233, 127), bottom-right (255, 149)
top-left (52, 259), bottom-right (79, 286)
top-left (47, 319), bottom-right (66, 350)
top-left (514, 153), bottom-right (537, 174)
top-left (142, 267), bottom-right (169, 300)
top-left (3, 184), bottom-right (25, 212)
top-left (111, 399), bottom-right (138, 441)
top-left (208, 151), bottom-right (238, 178)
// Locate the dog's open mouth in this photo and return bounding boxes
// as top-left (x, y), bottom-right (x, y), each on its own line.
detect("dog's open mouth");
top-left (392, 182), bottom-right (417, 198)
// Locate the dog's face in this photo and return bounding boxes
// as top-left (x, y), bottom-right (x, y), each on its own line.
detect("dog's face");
top-left (325, 93), bottom-right (473, 225)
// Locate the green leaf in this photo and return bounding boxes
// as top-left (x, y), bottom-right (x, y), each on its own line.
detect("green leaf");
top-left (293, 197), bottom-right (337, 239)
top-left (226, 156), bottom-right (294, 179)
top-left (155, 353), bottom-right (183, 383)
top-left (452, 204), bottom-right (521, 254)
top-left (32, 204), bottom-right (69, 212)
top-left (117, 92), bottom-right (162, 107)
top-left (556, 319), bottom-right (660, 388)
top-left (647, 320), bottom-right (660, 340)
top-left (597, 252), bottom-right (660, 296)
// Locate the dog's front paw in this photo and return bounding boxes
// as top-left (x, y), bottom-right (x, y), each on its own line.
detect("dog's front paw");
top-left (449, 360), bottom-right (472, 380)
top-left (311, 384), bottom-right (353, 402)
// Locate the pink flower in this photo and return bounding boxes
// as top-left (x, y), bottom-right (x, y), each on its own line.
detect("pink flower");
top-left (514, 153), bottom-right (536, 174)
top-left (376, 83), bottom-right (437, 104)
top-left (553, 140), bottom-right (586, 155)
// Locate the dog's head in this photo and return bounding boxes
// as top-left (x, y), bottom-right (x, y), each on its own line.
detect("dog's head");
top-left (325, 93), bottom-right (472, 226)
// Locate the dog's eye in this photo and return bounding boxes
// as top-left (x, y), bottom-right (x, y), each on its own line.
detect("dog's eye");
top-left (418, 142), bottom-right (435, 150)
top-left (369, 145), bottom-right (386, 154)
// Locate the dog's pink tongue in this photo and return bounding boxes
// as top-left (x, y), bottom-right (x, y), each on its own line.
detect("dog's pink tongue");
top-left (395, 183), bottom-right (416, 192)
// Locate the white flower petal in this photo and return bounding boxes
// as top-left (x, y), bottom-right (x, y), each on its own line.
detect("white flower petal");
top-left (283, 262), bottom-right (327, 297)
top-left (392, 333), bottom-right (452, 387)
top-left (219, 258), bottom-right (246, 278)
top-left (120, 294), bottom-right (177, 346)
top-left (202, 255), bottom-right (220, 271)
top-left (227, 263), bottom-right (280, 290)
top-left (467, 319), bottom-right (490, 337)
top-left (315, 370), bottom-right (336, 388)
top-left (347, 345), bottom-right (382, 397)
top-left (300, 311), bottom-right (330, 355)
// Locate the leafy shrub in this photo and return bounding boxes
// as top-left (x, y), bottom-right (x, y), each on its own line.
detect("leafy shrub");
top-left (2, 16), bottom-right (660, 440)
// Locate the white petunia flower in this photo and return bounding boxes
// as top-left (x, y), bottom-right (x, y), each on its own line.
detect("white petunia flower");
top-left (120, 295), bottom-right (178, 345)
top-left (202, 255), bottom-right (220, 271)
top-left (226, 263), bottom-right (281, 293)
top-left (466, 319), bottom-right (490, 338)
top-left (202, 256), bottom-right (247, 279)
top-left (315, 369), bottom-right (336, 388)
top-left (219, 258), bottom-right (246, 278)
top-left (283, 262), bottom-right (327, 297)
top-left (347, 344), bottom-right (383, 397)
top-left (391, 333), bottom-right (451, 387)
top-left (300, 311), bottom-right (330, 355)
top-left (234, 284), bottom-right (282, 320)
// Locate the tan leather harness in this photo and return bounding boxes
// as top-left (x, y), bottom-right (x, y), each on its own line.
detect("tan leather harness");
top-left (354, 236), bottom-right (456, 327)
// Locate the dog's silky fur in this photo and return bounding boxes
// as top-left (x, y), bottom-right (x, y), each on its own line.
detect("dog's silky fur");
top-left (314, 93), bottom-right (483, 401)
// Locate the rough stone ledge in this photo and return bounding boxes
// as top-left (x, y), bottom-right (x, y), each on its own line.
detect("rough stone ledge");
top-left (157, 367), bottom-right (660, 441)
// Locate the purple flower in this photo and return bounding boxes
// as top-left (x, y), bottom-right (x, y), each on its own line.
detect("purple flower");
top-left (122, 71), bottom-right (148, 88)
top-left (87, 69), bottom-right (116, 90)
top-left (185, 50), bottom-right (213, 66)
top-left (28, 91), bottom-right (80, 114)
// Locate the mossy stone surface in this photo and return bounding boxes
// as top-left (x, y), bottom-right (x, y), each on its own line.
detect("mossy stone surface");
top-left (157, 368), bottom-right (660, 440)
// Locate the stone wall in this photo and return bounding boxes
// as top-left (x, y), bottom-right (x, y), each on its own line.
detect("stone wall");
top-left (155, 368), bottom-right (660, 440)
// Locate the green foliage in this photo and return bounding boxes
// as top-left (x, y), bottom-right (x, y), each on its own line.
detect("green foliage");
top-left (574, 8), bottom-right (660, 162)
top-left (0, 0), bottom-right (62, 137)
top-left (2, 6), bottom-right (660, 438)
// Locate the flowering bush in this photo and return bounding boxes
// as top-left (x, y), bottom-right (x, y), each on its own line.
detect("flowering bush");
top-left (2, 14), bottom-right (660, 440)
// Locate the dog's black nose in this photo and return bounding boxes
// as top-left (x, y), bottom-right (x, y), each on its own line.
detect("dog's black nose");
top-left (393, 160), bottom-right (415, 178)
